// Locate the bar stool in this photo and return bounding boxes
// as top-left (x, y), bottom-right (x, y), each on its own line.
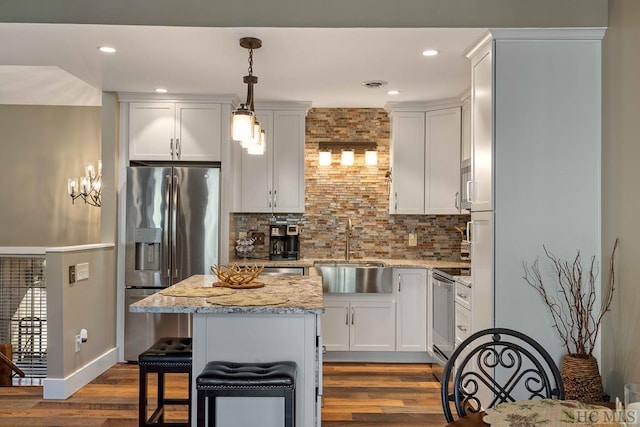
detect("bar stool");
top-left (138, 337), bottom-right (192, 427)
top-left (196, 361), bottom-right (297, 427)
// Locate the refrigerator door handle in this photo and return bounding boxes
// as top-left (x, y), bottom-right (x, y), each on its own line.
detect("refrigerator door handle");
top-left (172, 173), bottom-right (179, 279)
top-left (163, 174), bottom-right (171, 278)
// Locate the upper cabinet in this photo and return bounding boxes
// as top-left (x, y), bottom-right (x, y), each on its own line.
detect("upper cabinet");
top-left (387, 103), bottom-right (462, 215)
top-left (120, 94), bottom-right (236, 163)
top-left (460, 96), bottom-right (472, 211)
top-left (129, 102), bottom-right (222, 161)
top-left (468, 42), bottom-right (493, 212)
top-left (235, 103), bottom-right (310, 213)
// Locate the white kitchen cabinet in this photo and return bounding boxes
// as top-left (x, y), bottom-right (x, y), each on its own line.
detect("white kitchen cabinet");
top-left (460, 96), bottom-right (472, 211)
top-left (395, 268), bottom-right (427, 352)
top-left (129, 102), bottom-right (222, 161)
top-left (321, 295), bottom-right (396, 352)
top-left (469, 211), bottom-right (494, 334)
top-left (468, 43), bottom-right (493, 212)
top-left (461, 96), bottom-right (472, 164)
top-left (237, 106), bottom-right (308, 213)
top-left (454, 280), bottom-right (472, 346)
top-left (388, 105), bottom-right (462, 215)
top-left (321, 299), bottom-right (351, 351)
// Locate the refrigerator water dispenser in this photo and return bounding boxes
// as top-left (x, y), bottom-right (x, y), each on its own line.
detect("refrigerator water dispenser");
top-left (134, 228), bottom-right (162, 271)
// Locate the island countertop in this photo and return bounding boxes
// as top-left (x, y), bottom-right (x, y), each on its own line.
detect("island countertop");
top-left (129, 274), bottom-right (324, 315)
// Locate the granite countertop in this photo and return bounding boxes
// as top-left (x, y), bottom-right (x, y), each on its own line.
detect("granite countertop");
top-left (231, 257), bottom-right (471, 270)
top-left (130, 274), bottom-right (324, 315)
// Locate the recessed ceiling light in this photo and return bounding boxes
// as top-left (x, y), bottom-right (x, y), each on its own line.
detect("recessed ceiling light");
top-left (422, 49), bottom-right (439, 57)
top-left (387, 90), bottom-right (400, 95)
top-left (155, 88), bottom-right (168, 93)
top-left (98, 46), bottom-right (116, 53)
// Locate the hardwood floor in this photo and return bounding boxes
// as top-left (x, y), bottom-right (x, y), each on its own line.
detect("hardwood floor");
top-left (0, 362), bottom-right (448, 426)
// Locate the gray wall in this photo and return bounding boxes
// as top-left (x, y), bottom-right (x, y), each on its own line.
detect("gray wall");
top-left (46, 246), bottom-right (115, 378)
top-left (0, 105), bottom-right (101, 246)
top-left (0, 0), bottom-right (607, 28)
top-left (601, 0), bottom-right (640, 398)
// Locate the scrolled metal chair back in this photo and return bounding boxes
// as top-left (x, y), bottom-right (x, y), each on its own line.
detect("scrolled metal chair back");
top-left (441, 328), bottom-right (564, 422)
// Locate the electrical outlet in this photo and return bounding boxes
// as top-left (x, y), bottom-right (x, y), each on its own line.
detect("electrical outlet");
top-left (75, 334), bottom-right (81, 353)
top-left (68, 265), bottom-right (76, 284)
top-left (76, 262), bottom-right (89, 281)
top-left (408, 232), bottom-right (418, 247)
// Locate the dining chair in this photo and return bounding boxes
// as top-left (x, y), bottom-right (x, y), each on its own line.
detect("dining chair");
top-left (440, 327), bottom-right (565, 422)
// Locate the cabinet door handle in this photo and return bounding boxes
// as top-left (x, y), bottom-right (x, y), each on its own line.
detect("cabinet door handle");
top-left (176, 138), bottom-right (181, 159)
top-left (273, 190), bottom-right (277, 207)
top-left (466, 180), bottom-right (473, 203)
top-left (398, 275), bottom-right (402, 292)
top-left (455, 191), bottom-right (460, 210)
top-left (456, 292), bottom-right (468, 300)
top-left (351, 307), bottom-right (355, 325)
top-left (345, 306), bottom-right (349, 325)
top-left (394, 192), bottom-right (398, 211)
top-left (268, 190), bottom-right (272, 208)
top-left (170, 138), bottom-right (174, 159)
top-left (457, 325), bottom-right (468, 332)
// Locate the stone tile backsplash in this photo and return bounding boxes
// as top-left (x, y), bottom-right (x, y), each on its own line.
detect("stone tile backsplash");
top-left (230, 107), bottom-right (470, 261)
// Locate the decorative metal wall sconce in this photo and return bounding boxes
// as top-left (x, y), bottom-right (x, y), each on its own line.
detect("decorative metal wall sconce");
top-left (67, 161), bottom-right (102, 207)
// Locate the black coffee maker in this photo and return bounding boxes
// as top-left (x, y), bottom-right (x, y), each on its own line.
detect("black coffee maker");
top-left (269, 224), bottom-right (300, 260)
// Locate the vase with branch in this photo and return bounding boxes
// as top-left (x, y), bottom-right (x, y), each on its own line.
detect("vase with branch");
top-left (522, 238), bottom-right (619, 402)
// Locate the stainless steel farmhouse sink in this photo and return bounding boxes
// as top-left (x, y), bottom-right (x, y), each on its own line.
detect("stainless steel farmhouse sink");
top-left (309, 261), bottom-right (392, 293)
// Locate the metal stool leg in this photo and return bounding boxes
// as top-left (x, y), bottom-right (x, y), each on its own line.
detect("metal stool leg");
top-left (139, 365), bottom-right (148, 427)
top-left (157, 371), bottom-right (165, 423)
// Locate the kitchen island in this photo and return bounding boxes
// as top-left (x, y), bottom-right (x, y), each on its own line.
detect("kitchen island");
top-left (130, 274), bottom-right (324, 427)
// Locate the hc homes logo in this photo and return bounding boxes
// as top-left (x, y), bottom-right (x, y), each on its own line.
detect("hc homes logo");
top-left (572, 408), bottom-right (638, 424)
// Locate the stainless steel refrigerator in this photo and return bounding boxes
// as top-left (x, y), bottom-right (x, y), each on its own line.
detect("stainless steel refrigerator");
top-left (124, 165), bottom-right (220, 361)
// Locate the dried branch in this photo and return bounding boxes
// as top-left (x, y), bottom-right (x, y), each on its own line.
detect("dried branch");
top-left (522, 238), bottom-right (619, 358)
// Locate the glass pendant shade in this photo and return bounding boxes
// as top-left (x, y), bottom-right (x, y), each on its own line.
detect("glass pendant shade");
top-left (232, 106), bottom-right (255, 141)
top-left (241, 121), bottom-right (262, 149)
top-left (365, 149), bottom-right (378, 166)
top-left (247, 130), bottom-right (266, 155)
top-left (341, 149), bottom-right (355, 166)
top-left (318, 150), bottom-right (332, 166)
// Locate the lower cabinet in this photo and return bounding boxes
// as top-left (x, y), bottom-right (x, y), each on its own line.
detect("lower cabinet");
top-left (395, 268), bottom-right (428, 352)
top-left (322, 296), bottom-right (396, 352)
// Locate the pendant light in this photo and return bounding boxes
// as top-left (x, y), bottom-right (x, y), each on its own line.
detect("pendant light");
top-left (232, 37), bottom-right (263, 148)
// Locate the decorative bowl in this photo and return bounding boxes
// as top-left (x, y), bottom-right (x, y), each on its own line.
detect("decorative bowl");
top-left (210, 263), bottom-right (264, 286)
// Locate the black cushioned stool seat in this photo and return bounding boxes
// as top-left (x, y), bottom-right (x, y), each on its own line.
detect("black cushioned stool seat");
top-left (196, 361), bottom-right (297, 427)
top-left (138, 337), bottom-right (192, 427)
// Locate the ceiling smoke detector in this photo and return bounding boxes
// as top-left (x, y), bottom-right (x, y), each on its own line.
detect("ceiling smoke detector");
top-left (361, 80), bottom-right (388, 89)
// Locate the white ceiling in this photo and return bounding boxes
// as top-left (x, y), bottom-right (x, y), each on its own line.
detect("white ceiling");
top-left (0, 24), bottom-right (487, 107)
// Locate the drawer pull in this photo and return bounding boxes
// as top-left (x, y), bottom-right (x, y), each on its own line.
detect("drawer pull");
top-left (457, 325), bottom-right (468, 332)
top-left (456, 292), bottom-right (468, 300)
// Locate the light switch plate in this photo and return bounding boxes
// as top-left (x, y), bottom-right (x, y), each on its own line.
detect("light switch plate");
top-left (76, 262), bottom-right (89, 281)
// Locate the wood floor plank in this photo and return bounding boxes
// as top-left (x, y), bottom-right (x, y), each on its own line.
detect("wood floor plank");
top-left (0, 362), bottom-right (449, 426)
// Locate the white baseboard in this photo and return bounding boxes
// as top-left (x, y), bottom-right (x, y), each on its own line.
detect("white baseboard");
top-left (323, 351), bottom-right (433, 363)
top-left (43, 347), bottom-right (118, 400)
